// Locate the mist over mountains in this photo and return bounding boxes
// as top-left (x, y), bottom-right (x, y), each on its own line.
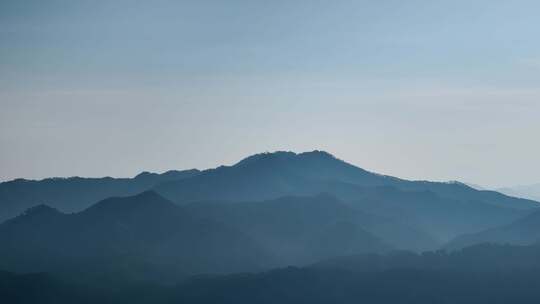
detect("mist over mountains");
top-left (1, 151), bottom-right (540, 303)
top-left (447, 208), bottom-right (540, 249)
top-left (1, 151), bottom-right (536, 239)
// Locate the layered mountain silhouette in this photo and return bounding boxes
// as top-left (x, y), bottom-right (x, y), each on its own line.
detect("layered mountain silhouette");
top-left (1, 151), bottom-right (538, 245)
top-left (0, 191), bottom-right (271, 280)
top-left (156, 151), bottom-right (537, 208)
top-left (1, 191), bottom-right (431, 278)
top-left (0, 169), bottom-right (200, 222)
top-left (154, 151), bottom-right (537, 241)
top-left (185, 194), bottom-right (437, 254)
top-left (0, 191), bottom-right (416, 280)
top-left (347, 185), bottom-right (529, 241)
top-left (446, 209), bottom-right (540, 249)
top-left (2, 150), bottom-right (540, 302)
top-left (1, 150), bottom-right (538, 249)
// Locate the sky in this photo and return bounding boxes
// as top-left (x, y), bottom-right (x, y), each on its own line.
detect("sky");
top-left (1, 0), bottom-right (539, 188)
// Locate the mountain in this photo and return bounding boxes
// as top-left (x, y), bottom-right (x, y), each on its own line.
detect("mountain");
top-left (155, 151), bottom-right (537, 241)
top-left (156, 151), bottom-right (538, 209)
top-left (0, 169), bottom-right (200, 222)
top-left (446, 209), bottom-right (540, 249)
top-left (498, 183), bottom-right (540, 202)
top-left (346, 185), bottom-right (529, 241)
top-left (184, 194), bottom-right (436, 260)
top-left (1, 150), bottom-right (537, 242)
top-left (0, 191), bottom-right (411, 278)
top-left (0, 191), bottom-right (271, 280)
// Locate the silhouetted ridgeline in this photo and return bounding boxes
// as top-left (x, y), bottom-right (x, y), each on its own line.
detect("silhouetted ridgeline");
top-left (1, 151), bottom-right (540, 303)
top-left (0, 191), bottom-right (271, 280)
top-left (0, 191), bottom-right (438, 278)
top-left (0, 169), bottom-right (200, 222)
top-left (1, 151), bottom-right (537, 242)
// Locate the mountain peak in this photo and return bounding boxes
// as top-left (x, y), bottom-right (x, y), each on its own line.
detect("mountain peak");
top-left (234, 151), bottom-right (296, 166)
top-left (234, 150), bottom-right (336, 167)
top-left (2, 204), bottom-right (64, 225)
top-left (82, 190), bottom-right (176, 216)
top-left (298, 150), bottom-right (336, 159)
top-left (134, 171), bottom-right (158, 179)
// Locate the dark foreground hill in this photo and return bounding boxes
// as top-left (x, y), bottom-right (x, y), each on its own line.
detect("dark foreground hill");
top-left (4, 244), bottom-right (540, 304)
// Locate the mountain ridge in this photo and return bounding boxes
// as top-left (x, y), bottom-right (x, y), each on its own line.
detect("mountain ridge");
top-left (0, 169), bottom-right (201, 222)
top-left (446, 209), bottom-right (540, 249)
top-left (0, 191), bottom-right (272, 280)
top-left (1, 150), bottom-right (537, 244)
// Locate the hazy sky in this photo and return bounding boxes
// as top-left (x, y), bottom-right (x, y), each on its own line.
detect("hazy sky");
top-left (1, 0), bottom-right (539, 188)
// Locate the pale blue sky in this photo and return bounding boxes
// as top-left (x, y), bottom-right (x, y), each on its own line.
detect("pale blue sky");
top-left (1, 0), bottom-right (539, 187)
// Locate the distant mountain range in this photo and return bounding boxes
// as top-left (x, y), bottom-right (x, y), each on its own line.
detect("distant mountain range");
top-left (1, 151), bottom-right (537, 246)
top-left (0, 192), bottom-right (395, 278)
top-left (0, 190), bottom-right (440, 279)
top-left (2, 150), bottom-right (540, 300)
